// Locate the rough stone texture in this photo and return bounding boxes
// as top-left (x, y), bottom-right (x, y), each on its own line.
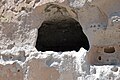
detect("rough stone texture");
top-left (0, 62), bottom-right (24, 80)
top-left (0, 47), bottom-right (91, 80)
top-left (0, 0), bottom-right (120, 80)
top-left (0, 48), bottom-right (120, 80)
top-left (26, 58), bottom-right (60, 80)
top-left (86, 45), bottom-right (120, 65)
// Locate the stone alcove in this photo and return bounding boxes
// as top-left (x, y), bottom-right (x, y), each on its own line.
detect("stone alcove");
top-left (86, 45), bottom-right (120, 65)
top-left (35, 18), bottom-right (90, 52)
top-left (33, 2), bottom-right (120, 65)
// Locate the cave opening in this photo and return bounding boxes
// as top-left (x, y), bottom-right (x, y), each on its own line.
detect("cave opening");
top-left (35, 18), bottom-right (90, 52)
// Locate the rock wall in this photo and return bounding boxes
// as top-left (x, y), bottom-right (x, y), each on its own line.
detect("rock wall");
top-left (0, 0), bottom-right (120, 80)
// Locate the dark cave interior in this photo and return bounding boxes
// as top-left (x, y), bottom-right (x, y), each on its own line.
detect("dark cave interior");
top-left (35, 18), bottom-right (90, 52)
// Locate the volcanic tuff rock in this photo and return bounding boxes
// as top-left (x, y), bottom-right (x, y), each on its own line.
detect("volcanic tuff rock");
top-left (0, 0), bottom-right (120, 80)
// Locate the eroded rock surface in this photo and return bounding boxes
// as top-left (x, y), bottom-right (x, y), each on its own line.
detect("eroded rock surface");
top-left (0, 0), bottom-right (120, 80)
top-left (0, 62), bottom-right (24, 80)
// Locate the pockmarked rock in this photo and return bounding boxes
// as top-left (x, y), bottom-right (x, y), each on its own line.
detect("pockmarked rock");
top-left (0, 0), bottom-right (120, 80)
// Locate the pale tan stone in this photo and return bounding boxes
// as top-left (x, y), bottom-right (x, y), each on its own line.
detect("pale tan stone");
top-left (0, 1), bottom-right (120, 79)
top-left (27, 58), bottom-right (60, 80)
top-left (86, 45), bottom-right (120, 65)
top-left (0, 62), bottom-right (24, 80)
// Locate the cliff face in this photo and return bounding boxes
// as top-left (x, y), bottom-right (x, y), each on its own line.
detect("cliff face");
top-left (0, 0), bottom-right (120, 80)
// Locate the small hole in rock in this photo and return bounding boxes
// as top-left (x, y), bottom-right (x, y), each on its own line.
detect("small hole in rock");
top-left (116, 19), bottom-right (118, 21)
top-left (98, 56), bottom-right (101, 60)
top-left (90, 25), bottom-right (92, 28)
top-left (98, 24), bottom-right (101, 27)
top-left (35, 0), bottom-right (40, 3)
top-left (104, 46), bottom-right (115, 53)
top-left (17, 69), bottom-right (20, 72)
top-left (14, 0), bottom-right (18, 3)
top-left (10, 56), bottom-right (13, 59)
top-left (21, 7), bottom-right (25, 10)
top-left (107, 59), bottom-right (109, 62)
top-left (93, 25), bottom-right (96, 27)
top-left (2, 1), bottom-right (6, 5)
top-left (26, 0), bottom-right (31, 4)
